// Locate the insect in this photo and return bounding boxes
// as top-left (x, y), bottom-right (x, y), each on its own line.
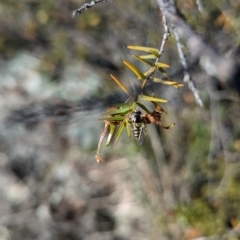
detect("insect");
top-left (130, 110), bottom-right (146, 145)
top-left (95, 102), bottom-right (174, 162)
top-left (95, 70), bottom-right (178, 163)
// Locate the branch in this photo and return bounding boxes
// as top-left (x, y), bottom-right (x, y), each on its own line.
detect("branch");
top-left (172, 26), bottom-right (203, 106)
top-left (73, 0), bottom-right (114, 17)
top-left (156, 0), bottom-right (240, 94)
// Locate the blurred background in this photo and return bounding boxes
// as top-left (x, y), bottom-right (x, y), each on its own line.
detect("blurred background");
top-left (0, 0), bottom-right (240, 239)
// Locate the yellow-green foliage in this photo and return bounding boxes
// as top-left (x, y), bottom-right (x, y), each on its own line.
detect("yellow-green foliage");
top-left (177, 174), bottom-right (240, 236)
top-left (178, 199), bottom-right (223, 236)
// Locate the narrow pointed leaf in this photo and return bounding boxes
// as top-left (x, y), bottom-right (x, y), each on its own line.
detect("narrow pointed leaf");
top-left (143, 69), bottom-right (152, 76)
top-left (139, 54), bottom-right (157, 60)
top-left (149, 50), bottom-right (160, 58)
top-left (157, 67), bottom-right (183, 88)
top-left (106, 107), bottom-right (131, 115)
top-left (131, 101), bottom-right (137, 111)
top-left (114, 120), bottom-right (126, 145)
top-left (110, 74), bottom-right (130, 96)
top-left (127, 45), bottom-right (158, 54)
top-left (131, 54), bottom-right (154, 67)
top-left (139, 94), bottom-right (168, 103)
top-left (153, 78), bottom-right (184, 87)
top-left (136, 102), bottom-right (151, 114)
top-left (99, 115), bottom-right (126, 121)
top-left (125, 119), bottom-right (131, 137)
top-left (106, 124), bottom-right (115, 146)
top-left (158, 67), bottom-right (171, 80)
top-left (156, 62), bottom-right (170, 68)
top-left (122, 60), bottom-right (145, 80)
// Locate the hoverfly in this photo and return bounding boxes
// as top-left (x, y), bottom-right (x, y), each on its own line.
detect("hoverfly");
top-left (95, 68), bottom-right (179, 163)
top-left (129, 110), bottom-right (146, 145)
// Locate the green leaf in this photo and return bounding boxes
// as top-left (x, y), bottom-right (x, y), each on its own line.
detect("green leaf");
top-left (131, 55), bottom-right (170, 71)
top-left (137, 56), bottom-right (170, 69)
top-left (99, 115), bottom-right (126, 121)
top-left (122, 60), bottom-right (146, 80)
top-left (127, 45), bottom-right (159, 54)
top-left (143, 69), bottom-right (152, 76)
top-left (149, 50), bottom-right (160, 58)
top-left (156, 62), bottom-right (170, 68)
top-left (131, 54), bottom-right (154, 67)
top-left (158, 67), bottom-right (171, 80)
top-left (125, 119), bottom-right (131, 137)
top-left (153, 78), bottom-right (184, 87)
top-left (139, 54), bottom-right (157, 60)
top-left (106, 107), bottom-right (131, 115)
top-left (130, 101), bottom-right (137, 111)
top-left (106, 124), bottom-right (115, 146)
top-left (110, 74), bottom-right (130, 96)
top-left (114, 120), bottom-right (126, 145)
top-left (136, 102), bottom-right (151, 114)
top-left (139, 94), bottom-right (168, 103)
